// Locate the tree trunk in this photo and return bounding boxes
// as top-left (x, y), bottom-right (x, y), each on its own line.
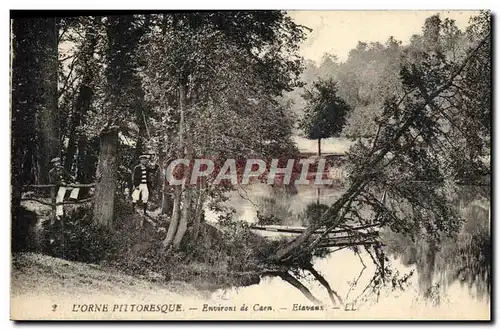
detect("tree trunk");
top-left (173, 183), bottom-right (192, 248)
top-left (191, 182), bottom-right (205, 240)
top-left (162, 80), bottom-right (188, 248)
top-left (12, 18), bottom-right (59, 184)
top-left (93, 130), bottom-right (118, 229)
top-left (163, 185), bottom-right (181, 247)
top-left (173, 142), bottom-right (193, 247)
top-left (11, 18), bottom-right (32, 208)
top-left (64, 20), bottom-right (99, 173)
top-left (317, 137), bottom-right (322, 156)
top-left (161, 185), bottom-right (172, 215)
top-left (133, 97), bottom-right (148, 160)
top-left (11, 18), bottom-right (40, 240)
top-left (64, 84), bottom-right (93, 174)
top-left (271, 177), bottom-right (367, 261)
top-left (159, 154), bottom-right (172, 215)
top-left (36, 17), bottom-right (60, 184)
top-left (172, 82), bottom-right (192, 248)
top-left (76, 137), bottom-right (98, 198)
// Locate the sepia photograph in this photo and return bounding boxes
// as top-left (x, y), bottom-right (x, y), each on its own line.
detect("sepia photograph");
top-left (9, 9), bottom-right (491, 321)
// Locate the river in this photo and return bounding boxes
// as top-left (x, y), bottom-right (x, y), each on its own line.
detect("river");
top-left (204, 182), bottom-right (491, 319)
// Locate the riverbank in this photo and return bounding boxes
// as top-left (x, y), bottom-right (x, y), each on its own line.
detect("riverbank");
top-left (11, 252), bottom-right (207, 299)
top-left (11, 251), bottom-right (490, 321)
top-left (11, 252), bottom-right (213, 320)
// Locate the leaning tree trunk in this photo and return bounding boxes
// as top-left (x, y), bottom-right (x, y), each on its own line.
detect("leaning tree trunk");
top-left (163, 81), bottom-right (188, 248)
top-left (163, 185), bottom-right (181, 247)
top-left (271, 177), bottom-right (367, 262)
top-left (93, 130), bottom-right (118, 229)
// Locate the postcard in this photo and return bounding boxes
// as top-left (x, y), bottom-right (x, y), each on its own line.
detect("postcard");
top-left (10, 9), bottom-right (491, 321)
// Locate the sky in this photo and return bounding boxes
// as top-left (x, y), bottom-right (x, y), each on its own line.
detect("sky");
top-left (288, 10), bottom-right (481, 63)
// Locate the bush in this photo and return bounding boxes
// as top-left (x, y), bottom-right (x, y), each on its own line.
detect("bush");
top-left (108, 210), bottom-right (281, 289)
top-left (256, 211), bottom-right (282, 225)
top-left (298, 202), bottom-right (329, 227)
top-left (11, 206), bottom-right (38, 252)
top-left (40, 205), bottom-right (118, 263)
top-left (113, 195), bottom-right (135, 229)
top-left (182, 220), bottom-right (269, 272)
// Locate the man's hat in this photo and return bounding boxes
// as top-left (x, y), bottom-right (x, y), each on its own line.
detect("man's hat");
top-left (50, 157), bottom-right (61, 163)
top-left (139, 154), bottom-right (150, 159)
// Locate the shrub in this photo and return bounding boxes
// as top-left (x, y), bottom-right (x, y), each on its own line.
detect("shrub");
top-left (256, 211), bottom-right (282, 225)
top-left (113, 195), bottom-right (135, 229)
top-left (298, 202), bottom-right (329, 226)
top-left (11, 206), bottom-right (38, 252)
top-left (40, 205), bottom-right (118, 263)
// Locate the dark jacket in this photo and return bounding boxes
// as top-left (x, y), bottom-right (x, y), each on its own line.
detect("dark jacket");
top-left (49, 166), bottom-right (75, 185)
top-left (132, 165), bottom-right (153, 188)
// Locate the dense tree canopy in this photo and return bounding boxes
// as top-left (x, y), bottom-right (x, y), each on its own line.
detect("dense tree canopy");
top-left (299, 78), bottom-right (350, 155)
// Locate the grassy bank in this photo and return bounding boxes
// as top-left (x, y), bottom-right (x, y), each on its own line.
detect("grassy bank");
top-left (13, 202), bottom-right (293, 293)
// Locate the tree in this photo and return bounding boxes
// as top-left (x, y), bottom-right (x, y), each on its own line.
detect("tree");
top-left (62, 17), bottom-right (101, 179)
top-left (271, 15), bottom-right (491, 263)
top-left (299, 79), bottom-right (350, 155)
top-left (11, 17), bottom-right (60, 186)
top-left (141, 11), bottom-right (306, 249)
top-left (11, 18), bottom-right (37, 220)
top-left (91, 15), bottom-right (145, 229)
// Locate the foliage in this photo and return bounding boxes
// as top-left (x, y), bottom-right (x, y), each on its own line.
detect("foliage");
top-left (298, 202), bottom-right (329, 227)
top-left (299, 79), bottom-right (350, 141)
top-left (139, 11), bottom-right (307, 246)
top-left (11, 206), bottom-right (39, 252)
top-left (290, 13), bottom-right (490, 144)
top-left (40, 205), bottom-right (118, 263)
top-left (109, 216), bottom-right (278, 288)
top-left (273, 11), bottom-right (491, 263)
top-left (142, 12), bottom-right (305, 160)
top-left (11, 12), bottom-right (491, 301)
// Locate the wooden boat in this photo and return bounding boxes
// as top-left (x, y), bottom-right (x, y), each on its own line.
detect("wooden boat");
top-left (249, 223), bottom-right (381, 247)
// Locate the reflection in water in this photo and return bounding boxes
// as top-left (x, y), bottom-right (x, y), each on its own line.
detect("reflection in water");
top-left (206, 183), bottom-right (490, 312)
top-left (382, 185), bottom-right (491, 301)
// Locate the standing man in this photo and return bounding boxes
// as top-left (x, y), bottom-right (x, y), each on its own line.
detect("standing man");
top-left (132, 154), bottom-right (152, 215)
top-left (48, 157), bottom-right (79, 218)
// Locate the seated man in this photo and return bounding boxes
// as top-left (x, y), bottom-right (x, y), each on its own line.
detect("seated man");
top-left (48, 157), bottom-right (79, 218)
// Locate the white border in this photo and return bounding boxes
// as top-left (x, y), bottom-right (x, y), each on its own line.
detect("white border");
top-left (1, 1), bottom-right (498, 329)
